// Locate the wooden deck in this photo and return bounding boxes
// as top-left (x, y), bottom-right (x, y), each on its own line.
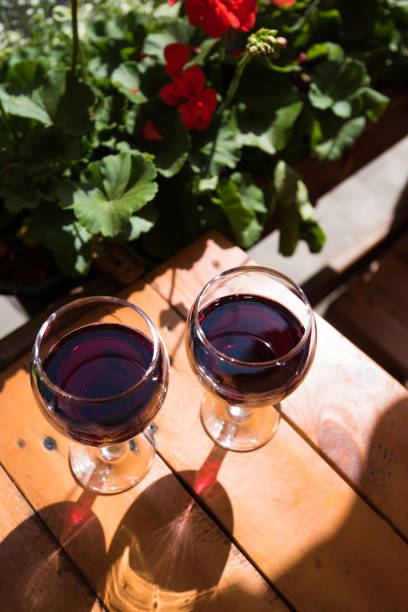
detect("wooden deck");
top-left (325, 230), bottom-right (408, 385)
top-left (1, 231), bottom-right (407, 610)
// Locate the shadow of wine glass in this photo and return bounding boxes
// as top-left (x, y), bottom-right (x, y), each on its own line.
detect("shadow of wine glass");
top-left (0, 490), bottom-right (106, 611)
top-left (104, 461), bottom-right (233, 611)
top-left (0, 446), bottom-right (234, 611)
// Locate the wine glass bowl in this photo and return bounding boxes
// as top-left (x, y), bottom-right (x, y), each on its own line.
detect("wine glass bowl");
top-left (185, 267), bottom-right (316, 451)
top-left (31, 296), bottom-right (169, 494)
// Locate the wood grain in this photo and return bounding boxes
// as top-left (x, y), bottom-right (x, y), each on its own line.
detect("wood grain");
top-left (0, 465), bottom-right (103, 611)
top-left (2, 230), bottom-right (408, 611)
top-left (145, 230), bottom-right (250, 319)
top-left (152, 353), bottom-right (408, 611)
top-left (148, 231), bottom-right (408, 542)
top-left (325, 232), bottom-right (408, 382)
top-left (0, 346), bottom-right (285, 609)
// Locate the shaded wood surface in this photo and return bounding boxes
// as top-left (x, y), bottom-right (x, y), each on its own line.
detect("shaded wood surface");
top-left (0, 465), bottom-right (104, 611)
top-left (325, 231), bottom-right (408, 384)
top-left (0, 230), bottom-right (407, 611)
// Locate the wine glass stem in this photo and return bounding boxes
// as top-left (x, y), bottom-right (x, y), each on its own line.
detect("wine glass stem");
top-left (227, 404), bottom-right (253, 423)
top-left (100, 443), bottom-right (127, 462)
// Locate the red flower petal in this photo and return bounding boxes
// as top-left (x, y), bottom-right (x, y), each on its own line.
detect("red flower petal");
top-left (231, 48), bottom-right (246, 58)
top-left (164, 43), bottom-right (191, 77)
top-left (160, 81), bottom-right (185, 106)
top-left (185, 0), bottom-right (258, 39)
top-left (142, 120), bottom-right (163, 141)
top-left (179, 88), bottom-right (217, 130)
top-left (176, 65), bottom-right (206, 98)
top-left (168, 0), bottom-right (178, 5)
top-left (271, 0), bottom-right (295, 7)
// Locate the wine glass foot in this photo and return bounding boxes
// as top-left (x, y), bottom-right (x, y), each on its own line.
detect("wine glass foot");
top-left (200, 392), bottom-right (281, 452)
top-left (69, 431), bottom-right (155, 495)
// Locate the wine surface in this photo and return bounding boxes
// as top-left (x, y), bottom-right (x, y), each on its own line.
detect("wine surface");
top-left (187, 294), bottom-right (311, 402)
top-left (38, 323), bottom-right (164, 445)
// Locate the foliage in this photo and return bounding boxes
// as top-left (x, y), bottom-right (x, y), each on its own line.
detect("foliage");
top-left (0, 0), bottom-right (407, 276)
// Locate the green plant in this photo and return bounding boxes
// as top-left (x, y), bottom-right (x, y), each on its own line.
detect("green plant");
top-left (0, 0), bottom-right (407, 276)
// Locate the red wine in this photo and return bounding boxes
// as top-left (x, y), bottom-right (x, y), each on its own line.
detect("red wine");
top-left (35, 323), bottom-right (165, 446)
top-left (186, 294), bottom-right (312, 403)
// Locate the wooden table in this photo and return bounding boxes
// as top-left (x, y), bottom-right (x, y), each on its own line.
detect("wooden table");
top-left (1, 231), bottom-right (407, 611)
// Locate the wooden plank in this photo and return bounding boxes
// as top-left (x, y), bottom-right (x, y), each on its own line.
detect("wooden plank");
top-left (153, 353), bottom-right (408, 612)
top-left (0, 334), bottom-right (287, 609)
top-left (145, 230), bottom-right (250, 319)
top-left (127, 258), bottom-right (408, 608)
top-left (325, 233), bottom-right (408, 382)
top-left (2, 231), bottom-right (408, 611)
top-left (149, 231), bottom-right (408, 541)
top-left (0, 464), bottom-right (103, 611)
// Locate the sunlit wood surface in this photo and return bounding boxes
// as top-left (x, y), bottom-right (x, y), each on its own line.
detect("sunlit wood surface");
top-left (0, 231), bottom-right (407, 611)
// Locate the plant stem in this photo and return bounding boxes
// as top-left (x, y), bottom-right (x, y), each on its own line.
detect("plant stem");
top-left (71, 0), bottom-right (80, 75)
top-left (216, 51), bottom-right (251, 117)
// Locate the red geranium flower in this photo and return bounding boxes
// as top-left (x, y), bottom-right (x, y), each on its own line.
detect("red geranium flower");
top-left (169, 0), bottom-right (258, 38)
top-left (164, 42), bottom-right (191, 77)
top-left (271, 0), bottom-right (295, 7)
top-left (179, 88), bottom-right (218, 130)
top-left (160, 44), bottom-right (218, 130)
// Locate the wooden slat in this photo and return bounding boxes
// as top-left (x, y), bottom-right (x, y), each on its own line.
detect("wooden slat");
top-left (0, 465), bottom-right (103, 611)
top-left (149, 231), bottom-right (408, 540)
top-left (2, 231), bottom-right (408, 611)
top-left (141, 231), bottom-right (408, 609)
top-left (0, 322), bottom-right (286, 610)
top-left (155, 371), bottom-right (408, 611)
top-left (325, 233), bottom-right (408, 382)
top-left (145, 230), bottom-right (250, 318)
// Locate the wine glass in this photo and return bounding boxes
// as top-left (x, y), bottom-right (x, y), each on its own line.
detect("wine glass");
top-left (185, 267), bottom-right (316, 451)
top-left (31, 296), bottom-right (169, 494)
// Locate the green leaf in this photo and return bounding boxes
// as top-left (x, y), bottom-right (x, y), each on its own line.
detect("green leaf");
top-left (19, 125), bottom-right (81, 163)
top-left (360, 88), bottom-right (389, 121)
top-left (213, 179), bottom-right (263, 249)
top-left (238, 101), bottom-right (303, 155)
top-left (270, 101), bottom-right (304, 151)
top-left (300, 220), bottom-right (326, 253)
top-left (134, 102), bottom-right (190, 177)
top-left (230, 173), bottom-right (267, 214)
top-left (237, 66), bottom-right (299, 120)
top-left (6, 60), bottom-right (46, 93)
top-left (306, 42), bottom-right (345, 62)
top-left (198, 176), bottom-right (218, 192)
top-left (34, 69), bottom-right (66, 120)
top-left (314, 116), bottom-right (366, 160)
top-left (143, 19), bottom-right (194, 56)
top-left (71, 152), bottom-right (158, 237)
top-left (124, 205), bottom-right (159, 241)
top-left (52, 73), bottom-right (94, 134)
top-left (332, 100), bottom-right (352, 118)
top-left (191, 111), bottom-right (242, 175)
top-left (0, 165), bottom-right (41, 212)
top-left (273, 161), bottom-right (324, 255)
top-left (111, 62), bottom-right (147, 104)
top-left (0, 89), bottom-right (51, 124)
top-left (309, 59), bottom-right (369, 113)
top-left (274, 160), bottom-right (299, 208)
top-left (25, 205), bottom-right (92, 276)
